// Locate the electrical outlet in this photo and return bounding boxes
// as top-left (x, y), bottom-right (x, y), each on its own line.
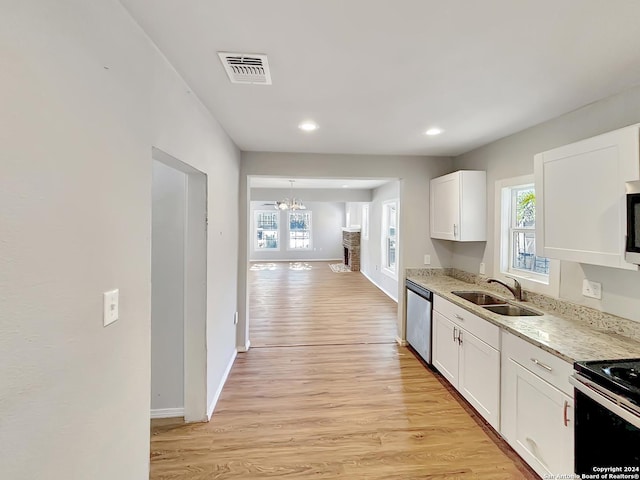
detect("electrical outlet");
top-left (479, 263), bottom-right (486, 275)
top-left (424, 254), bottom-right (431, 265)
top-left (582, 279), bottom-right (602, 299)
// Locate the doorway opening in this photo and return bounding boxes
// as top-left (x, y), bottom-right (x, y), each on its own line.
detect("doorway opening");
top-left (151, 147), bottom-right (208, 422)
top-left (244, 176), bottom-right (401, 350)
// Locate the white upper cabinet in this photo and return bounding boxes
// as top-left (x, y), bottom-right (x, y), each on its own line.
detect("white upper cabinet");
top-left (534, 124), bottom-right (640, 270)
top-left (430, 170), bottom-right (486, 241)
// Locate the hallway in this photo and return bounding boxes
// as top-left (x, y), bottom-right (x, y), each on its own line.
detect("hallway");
top-left (150, 262), bottom-right (536, 479)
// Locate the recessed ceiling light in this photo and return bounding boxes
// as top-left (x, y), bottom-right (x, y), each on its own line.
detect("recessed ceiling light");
top-left (425, 128), bottom-right (443, 136)
top-left (342, 184), bottom-right (349, 188)
top-left (298, 121), bottom-right (319, 132)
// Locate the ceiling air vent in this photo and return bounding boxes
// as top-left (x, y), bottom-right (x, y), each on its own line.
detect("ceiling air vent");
top-left (217, 52), bottom-right (272, 85)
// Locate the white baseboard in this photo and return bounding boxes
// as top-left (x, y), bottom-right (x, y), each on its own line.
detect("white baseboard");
top-left (237, 340), bottom-right (251, 353)
top-left (395, 336), bottom-right (407, 346)
top-left (207, 349), bottom-right (238, 420)
top-left (361, 270), bottom-right (398, 303)
top-left (150, 407), bottom-right (184, 419)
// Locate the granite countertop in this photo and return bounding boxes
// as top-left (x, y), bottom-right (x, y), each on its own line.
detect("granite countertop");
top-left (407, 275), bottom-right (640, 363)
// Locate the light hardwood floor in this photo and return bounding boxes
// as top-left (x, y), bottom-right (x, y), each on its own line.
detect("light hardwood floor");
top-left (150, 261), bottom-right (537, 479)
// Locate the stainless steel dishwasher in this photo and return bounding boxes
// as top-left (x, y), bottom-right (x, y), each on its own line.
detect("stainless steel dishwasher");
top-left (405, 279), bottom-right (433, 365)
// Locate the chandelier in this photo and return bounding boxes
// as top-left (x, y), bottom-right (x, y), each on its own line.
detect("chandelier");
top-left (275, 180), bottom-right (306, 210)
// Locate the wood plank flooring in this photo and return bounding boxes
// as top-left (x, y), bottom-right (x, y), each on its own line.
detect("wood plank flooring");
top-left (150, 261), bottom-right (537, 479)
top-left (249, 261), bottom-right (398, 347)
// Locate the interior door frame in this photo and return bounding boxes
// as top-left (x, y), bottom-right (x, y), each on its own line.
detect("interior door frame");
top-left (152, 147), bottom-right (208, 422)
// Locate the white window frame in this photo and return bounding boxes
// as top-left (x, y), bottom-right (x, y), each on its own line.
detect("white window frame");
top-left (254, 210), bottom-right (280, 251)
top-left (381, 200), bottom-right (398, 279)
top-left (494, 175), bottom-right (559, 297)
top-left (362, 204), bottom-right (369, 240)
top-left (287, 211), bottom-right (312, 251)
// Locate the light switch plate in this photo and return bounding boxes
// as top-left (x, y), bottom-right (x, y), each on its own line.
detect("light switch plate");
top-left (103, 289), bottom-right (119, 326)
top-left (582, 279), bottom-right (602, 300)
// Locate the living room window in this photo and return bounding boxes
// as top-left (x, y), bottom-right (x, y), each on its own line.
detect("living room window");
top-left (288, 211), bottom-right (312, 250)
top-left (382, 200), bottom-right (398, 278)
top-left (255, 211), bottom-right (279, 250)
top-left (496, 175), bottom-right (559, 296)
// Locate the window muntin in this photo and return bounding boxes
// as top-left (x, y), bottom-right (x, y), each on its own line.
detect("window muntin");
top-left (288, 211), bottom-right (312, 250)
top-left (255, 211), bottom-right (279, 250)
top-left (507, 185), bottom-right (549, 278)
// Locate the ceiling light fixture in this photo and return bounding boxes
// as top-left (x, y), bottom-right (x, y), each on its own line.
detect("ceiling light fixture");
top-left (275, 180), bottom-right (306, 210)
top-left (298, 121), bottom-right (319, 132)
top-left (425, 128), bottom-right (443, 136)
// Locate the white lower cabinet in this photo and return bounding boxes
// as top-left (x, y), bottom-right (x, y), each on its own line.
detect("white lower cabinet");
top-left (432, 309), bottom-right (500, 430)
top-left (432, 297), bottom-right (575, 477)
top-left (501, 331), bottom-right (574, 477)
top-left (433, 311), bottom-right (459, 385)
top-left (458, 328), bottom-right (500, 429)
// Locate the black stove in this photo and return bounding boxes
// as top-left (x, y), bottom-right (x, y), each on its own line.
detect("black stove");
top-left (574, 358), bottom-right (640, 406)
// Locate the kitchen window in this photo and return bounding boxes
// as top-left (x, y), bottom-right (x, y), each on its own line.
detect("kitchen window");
top-left (288, 211), bottom-right (312, 250)
top-left (382, 200), bottom-right (398, 278)
top-left (255, 211), bottom-right (279, 250)
top-left (495, 175), bottom-right (559, 296)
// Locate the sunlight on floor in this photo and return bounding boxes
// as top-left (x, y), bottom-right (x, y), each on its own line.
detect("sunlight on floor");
top-left (289, 262), bottom-right (312, 271)
top-left (249, 263), bottom-right (278, 271)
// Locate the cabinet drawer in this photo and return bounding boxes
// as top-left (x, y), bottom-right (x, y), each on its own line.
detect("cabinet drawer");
top-left (434, 296), bottom-right (499, 349)
top-left (502, 330), bottom-right (573, 396)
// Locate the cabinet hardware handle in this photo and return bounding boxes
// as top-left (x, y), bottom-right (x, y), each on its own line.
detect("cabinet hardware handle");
top-left (458, 330), bottom-right (463, 345)
top-left (453, 326), bottom-right (458, 342)
top-left (563, 400), bottom-right (570, 426)
top-left (531, 358), bottom-right (553, 372)
top-left (453, 224), bottom-right (458, 238)
top-left (454, 313), bottom-right (464, 321)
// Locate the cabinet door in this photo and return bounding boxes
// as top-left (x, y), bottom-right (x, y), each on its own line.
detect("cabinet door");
top-left (458, 329), bottom-right (500, 430)
top-left (432, 311), bottom-right (459, 387)
top-left (501, 358), bottom-right (574, 477)
top-left (535, 124), bottom-right (639, 269)
top-left (430, 172), bottom-right (460, 240)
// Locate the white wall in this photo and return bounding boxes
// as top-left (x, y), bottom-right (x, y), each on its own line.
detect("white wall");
top-left (151, 161), bottom-right (185, 411)
top-left (360, 182), bottom-right (400, 300)
top-left (345, 202), bottom-right (365, 228)
top-left (453, 83), bottom-right (640, 322)
top-left (239, 152), bottom-right (454, 347)
top-left (252, 187), bottom-right (372, 203)
top-left (249, 201), bottom-right (345, 261)
top-left (0, 1), bottom-right (240, 478)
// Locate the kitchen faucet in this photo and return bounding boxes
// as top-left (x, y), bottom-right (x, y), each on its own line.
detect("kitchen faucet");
top-left (487, 277), bottom-right (524, 301)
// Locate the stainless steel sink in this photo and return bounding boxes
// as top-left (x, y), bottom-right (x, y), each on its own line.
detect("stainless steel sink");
top-left (452, 291), bottom-right (506, 306)
top-left (483, 304), bottom-right (543, 317)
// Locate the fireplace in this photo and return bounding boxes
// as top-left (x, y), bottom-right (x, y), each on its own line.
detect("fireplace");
top-left (342, 228), bottom-right (361, 272)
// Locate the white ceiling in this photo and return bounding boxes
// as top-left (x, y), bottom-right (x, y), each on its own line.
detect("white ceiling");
top-left (119, 0), bottom-right (640, 157)
top-left (250, 177), bottom-right (391, 189)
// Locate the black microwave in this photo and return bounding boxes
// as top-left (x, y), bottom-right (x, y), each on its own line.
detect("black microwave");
top-left (625, 181), bottom-right (640, 264)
